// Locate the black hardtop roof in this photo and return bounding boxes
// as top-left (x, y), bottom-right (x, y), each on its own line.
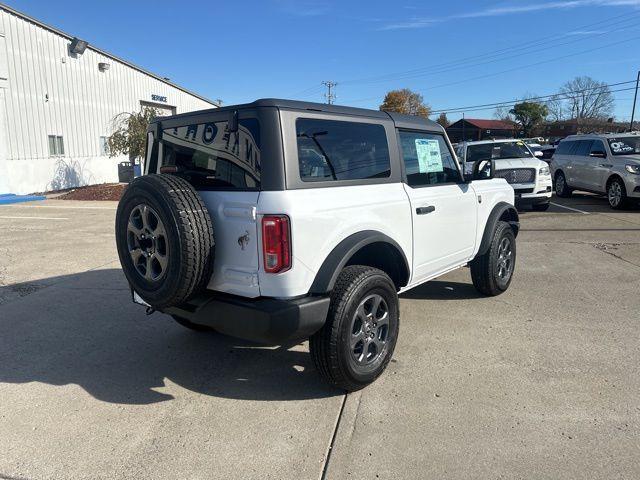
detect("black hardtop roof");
top-left (152, 98), bottom-right (443, 132)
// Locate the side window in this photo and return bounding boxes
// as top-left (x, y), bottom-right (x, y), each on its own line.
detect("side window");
top-left (575, 140), bottom-right (593, 157)
top-left (590, 140), bottom-right (606, 154)
top-left (398, 130), bottom-right (461, 187)
top-left (296, 118), bottom-right (391, 182)
top-left (161, 118), bottom-right (261, 189)
top-left (556, 141), bottom-right (571, 155)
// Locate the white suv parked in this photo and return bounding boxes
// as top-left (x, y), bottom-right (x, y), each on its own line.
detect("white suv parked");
top-left (551, 133), bottom-right (640, 209)
top-left (116, 99), bottom-right (519, 391)
top-left (457, 139), bottom-right (553, 211)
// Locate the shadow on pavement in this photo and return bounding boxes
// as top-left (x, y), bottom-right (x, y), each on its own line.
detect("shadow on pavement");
top-left (401, 280), bottom-right (483, 301)
top-left (0, 269), bottom-right (340, 405)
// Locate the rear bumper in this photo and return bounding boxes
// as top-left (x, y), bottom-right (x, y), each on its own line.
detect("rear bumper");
top-left (163, 292), bottom-right (330, 345)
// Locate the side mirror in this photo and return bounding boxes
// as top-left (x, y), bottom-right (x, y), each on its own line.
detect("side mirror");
top-left (589, 151), bottom-right (607, 159)
top-left (472, 159), bottom-right (495, 180)
top-left (534, 150), bottom-right (543, 158)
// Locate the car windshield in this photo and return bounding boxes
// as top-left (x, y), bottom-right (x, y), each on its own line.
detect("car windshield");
top-left (466, 141), bottom-right (533, 162)
top-left (607, 136), bottom-right (640, 155)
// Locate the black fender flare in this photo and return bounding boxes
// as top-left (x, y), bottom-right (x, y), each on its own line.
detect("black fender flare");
top-left (477, 202), bottom-right (519, 256)
top-left (309, 230), bottom-right (410, 294)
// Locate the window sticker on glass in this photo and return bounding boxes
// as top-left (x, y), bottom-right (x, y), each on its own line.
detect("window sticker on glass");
top-left (415, 139), bottom-right (443, 173)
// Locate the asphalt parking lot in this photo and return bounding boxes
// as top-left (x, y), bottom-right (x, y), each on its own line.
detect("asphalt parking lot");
top-left (1, 194), bottom-right (639, 480)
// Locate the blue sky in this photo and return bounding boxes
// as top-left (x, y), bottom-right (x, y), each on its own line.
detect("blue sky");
top-left (9, 0), bottom-right (640, 121)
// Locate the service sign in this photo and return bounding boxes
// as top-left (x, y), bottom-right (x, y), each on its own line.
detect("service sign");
top-left (151, 94), bottom-right (168, 103)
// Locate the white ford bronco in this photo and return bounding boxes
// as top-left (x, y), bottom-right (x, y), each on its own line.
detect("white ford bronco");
top-left (115, 99), bottom-right (519, 391)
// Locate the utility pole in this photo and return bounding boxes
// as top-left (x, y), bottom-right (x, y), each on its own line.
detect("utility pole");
top-left (322, 81), bottom-right (337, 105)
top-left (630, 70), bottom-right (639, 131)
top-left (462, 112), bottom-right (466, 142)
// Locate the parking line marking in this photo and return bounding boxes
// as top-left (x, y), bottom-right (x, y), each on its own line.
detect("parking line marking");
top-left (0, 215), bottom-right (68, 220)
top-left (550, 202), bottom-right (590, 215)
top-left (3, 204), bottom-right (117, 210)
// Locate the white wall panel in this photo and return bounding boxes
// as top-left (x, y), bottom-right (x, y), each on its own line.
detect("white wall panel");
top-left (0, 7), bottom-right (216, 194)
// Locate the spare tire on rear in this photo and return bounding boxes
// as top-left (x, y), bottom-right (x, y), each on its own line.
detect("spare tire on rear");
top-left (115, 174), bottom-right (214, 309)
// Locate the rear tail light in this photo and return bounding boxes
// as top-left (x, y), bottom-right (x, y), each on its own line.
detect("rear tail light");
top-left (262, 215), bottom-right (291, 273)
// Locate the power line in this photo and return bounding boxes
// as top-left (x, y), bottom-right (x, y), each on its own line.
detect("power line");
top-left (338, 11), bottom-right (640, 87)
top-left (430, 80), bottom-right (637, 114)
top-left (292, 83), bottom-right (325, 97)
top-left (343, 33), bottom-right (640, 104)
top-left (437, 87), bottom-right (636, 115)
top-left (293, 14), bottom-right (637, 101)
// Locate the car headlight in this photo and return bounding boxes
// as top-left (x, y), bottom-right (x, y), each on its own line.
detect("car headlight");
top-left (625, 164), bottom-right (640, 174)
top-left (539, 166), bottom-right (550, 175)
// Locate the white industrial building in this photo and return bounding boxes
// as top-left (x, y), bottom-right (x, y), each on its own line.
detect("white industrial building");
top-left (0, 4), bottom-right (217, 194)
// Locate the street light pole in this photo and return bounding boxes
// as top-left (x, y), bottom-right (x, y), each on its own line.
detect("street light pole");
top-left (630, 70), bottom-right (640, 131)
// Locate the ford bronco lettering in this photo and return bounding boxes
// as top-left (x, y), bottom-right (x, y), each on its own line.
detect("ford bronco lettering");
top-left (115, 99), bottom-right (519, 391)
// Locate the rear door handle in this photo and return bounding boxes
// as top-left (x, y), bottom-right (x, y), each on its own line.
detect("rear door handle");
top-left (416, 206), bottom-right (436, 215)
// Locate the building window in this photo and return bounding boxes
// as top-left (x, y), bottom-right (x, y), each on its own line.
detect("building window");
top-left (100, 136), bottom-right (110, 156)
top-left (48, 135), bottom-right (65, 156)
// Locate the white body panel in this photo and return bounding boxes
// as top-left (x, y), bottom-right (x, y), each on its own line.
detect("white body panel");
top-left (200, 191), bottom-right (261, 298)
top-left (403, 183), bottom-right (476, 283)
top-left (201, 178), bottom-right (515, 299)
top-left (257, 184), bottom-right (412, 298)
top-left (469, 179), bottom-right (516, 253)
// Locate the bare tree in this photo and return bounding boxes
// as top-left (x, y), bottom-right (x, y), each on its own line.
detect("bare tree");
top-left (559, 76), bottom-right (614, 120)
top-left (546, 94), bottom-right (565, 122)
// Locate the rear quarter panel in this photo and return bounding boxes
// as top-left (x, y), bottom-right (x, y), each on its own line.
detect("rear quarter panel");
top-left (257, 184), bottom-right (412, 297)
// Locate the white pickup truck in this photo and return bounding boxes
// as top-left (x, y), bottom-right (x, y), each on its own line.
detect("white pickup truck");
top-left (457, 139), bottom-right (553, 211)
top-left (115, 99), bottom-right (519, 391)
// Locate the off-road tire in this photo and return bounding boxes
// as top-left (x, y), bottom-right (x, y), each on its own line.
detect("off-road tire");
top-left (554, 171), bottom-right (572, 197)
top-left (309, 266), bottom-right (399, 392)
top-left (532, 202), bottom-right (550, 212)
top-left (607, 177), bottom-right (628, 210)
top-left (116, 174), bottom-right (214, 309)
top-left (470, 221), bottom-right (516, 296)
top-left (171, 315), bottom-right (216, 332)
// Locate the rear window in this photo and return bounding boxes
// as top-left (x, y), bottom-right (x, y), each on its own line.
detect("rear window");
top-left (296, 118), bottom-right (391, 182)
top-left (161, 118), bottom-right (261, 189)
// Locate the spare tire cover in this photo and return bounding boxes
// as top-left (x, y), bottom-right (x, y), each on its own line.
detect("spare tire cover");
top-left (115, 174), bottom-right (214, 309)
